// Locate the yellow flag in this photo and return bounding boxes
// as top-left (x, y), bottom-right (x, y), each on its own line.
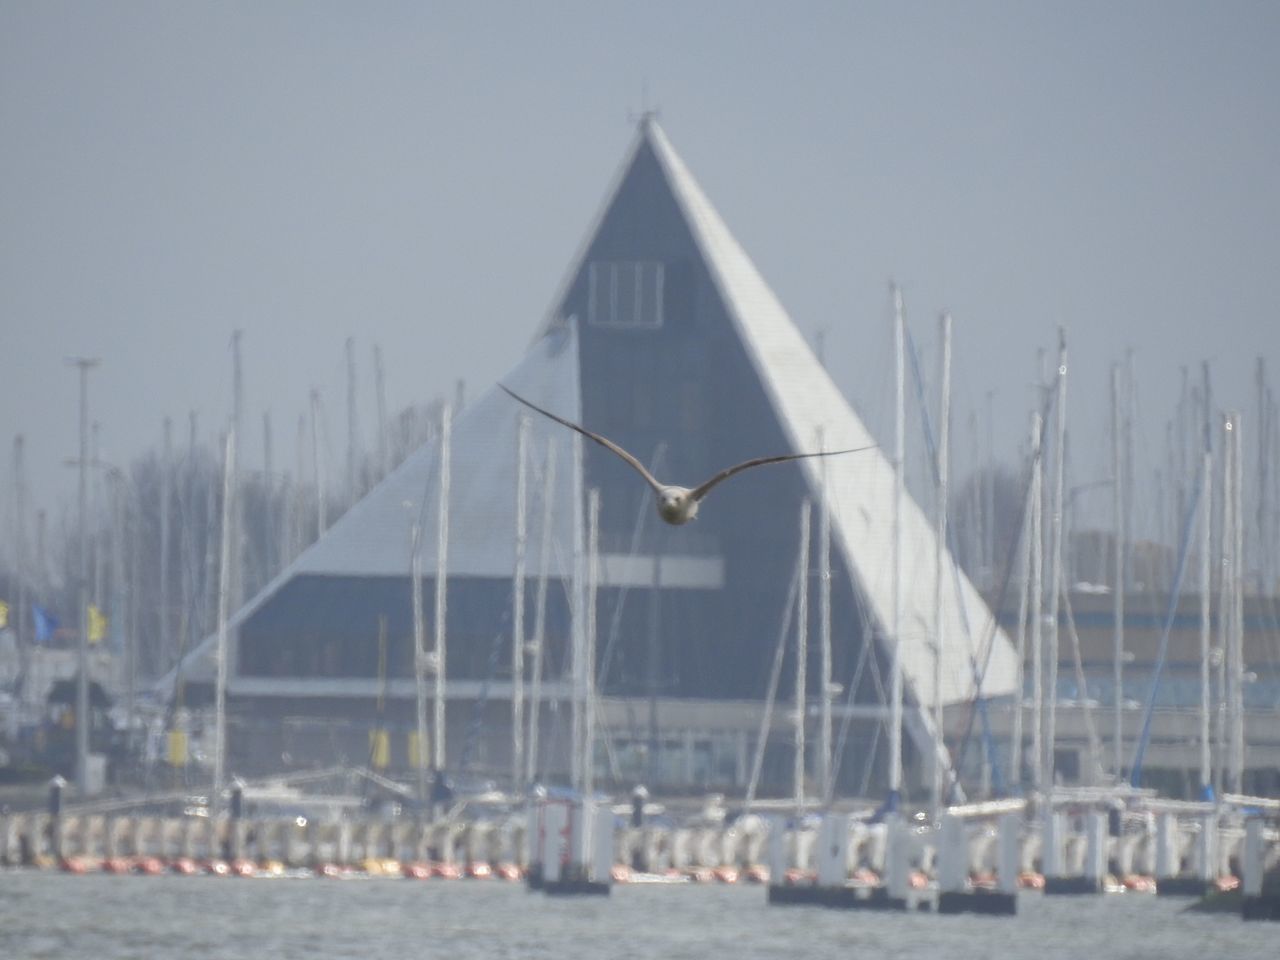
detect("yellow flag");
top-left (369, 729), bottom-right (390, 770)
top-left (88, 604), bottom-right (108, 645)
top-left (0, 600), bottom-right (9, 630)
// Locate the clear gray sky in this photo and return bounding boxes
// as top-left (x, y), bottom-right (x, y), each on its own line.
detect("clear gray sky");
top-left (3, 1), bottom-right (1278, 537)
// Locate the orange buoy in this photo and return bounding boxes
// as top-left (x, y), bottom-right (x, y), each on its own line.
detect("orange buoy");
top-left (852, 867), bottom-right (879, 886)
top-left (1215, 874), bottom-right (1240, 893)
top-left (433, 862), bottom-right (463, 880)
top-left (1018, 870), bottom-right (1045, 890)
top-left (743, 864), bottom-right (770, 884)
top-left (135, 857), bottom-right (166, 876)
top-left (59, 856), bottom-right (90, 874)
top-left (496, 862), bottom-right (522, 881)
top-left (170, 857), bottom-right (200, 876)
top-left (713, 866), bottom-right (739, 884)
top-left (466, 862), bottom-right (493, 880)
top-left (401, 862), bottom-right (432, 880)
top-left (231, 858), bottom-right (257, 878)
top-left (204, 859), bottom-right (231, 877)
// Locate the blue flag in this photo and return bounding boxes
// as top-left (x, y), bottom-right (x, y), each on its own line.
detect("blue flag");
top-left (32, 604), bottom-right (59, 644)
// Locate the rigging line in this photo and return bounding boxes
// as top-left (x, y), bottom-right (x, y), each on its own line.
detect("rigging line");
top-left (1129, 477), bottom-right (1203, 786)
top-left (743, 554), bottom-right (802, 813)
top-left (904, 326), bottom-right (1004, 793)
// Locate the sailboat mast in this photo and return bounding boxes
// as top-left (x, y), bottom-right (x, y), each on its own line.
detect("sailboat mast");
top-left (1111, 364), bottom-right (1125, 779)
top-left (1011, 415), bottom-right (1034, 787)
top-left (570, 432), bottom-right (586, 793)
top-left (889, 284), bottom-right (905, 800)
top-left (932, 312), bottom-right (951, 815)
top-left (411, 512), bottom-right (427, 804)
top-left (433, 402), bottom-right (453, 772)
top-left (213, 429), bottom-right (235, 812)
top-left (795, 499), bottom-right (812, 818)
top-left (1198, 448), bottom-right (1213, 793)
top-left (511, 415), bottom-right (529, 794)
top-left (310, 389), bottom-right (326, 536)
top-left (526, 439), bottom-right (557, 787)
top-left (1030, 411), bottom-right (1044, 794)
top-left (584, 488), bottom-right (600, 802)
top-left (818, 429), bottom-right (833, 803)
top-left (1045, 330), bottom-right (1067, 791)
top-left (1229, 412), bottom-right (1245, 792)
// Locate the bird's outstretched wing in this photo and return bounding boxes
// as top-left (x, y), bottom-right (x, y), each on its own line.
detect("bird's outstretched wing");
top-left (499, 385), bottom-right (664, 493)
top-left (689, 446), bottom-right (877, 502)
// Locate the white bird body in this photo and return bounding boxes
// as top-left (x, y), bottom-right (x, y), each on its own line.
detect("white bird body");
top-left (657, 486), bottom-right (697, 525)
top-left (500, 386), bottom-right (873, 526)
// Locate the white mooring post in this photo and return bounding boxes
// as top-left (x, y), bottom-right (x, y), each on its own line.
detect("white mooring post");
top-left (1195, 813), bottom-right (1218, 882)
top-left (1155, 813), bottom-right (1177, 880)
top-left (817, 813), bottom-right (849, 887)
top-left (997, 814), bottom-right (1020, 895)
top-left (592, 804), bottom-right (614, 884)
top-left (767, 816), bottom-right (787, 882)
top-left (1242, 818), bottom-right (1264, 897)
top-left (886, 815), bottom-right (909, 900)
top-left (542, 802), bottom-right (567, 884)
top-left (937, 815), bottom-right (968, 894)
top-left (1084, 812), bottom-right (1107, 887)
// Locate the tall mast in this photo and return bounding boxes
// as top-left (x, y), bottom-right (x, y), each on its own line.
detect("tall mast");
top-left (932, 312), bottom-right (951, 815)
top-left (1215, 414), bottom-right (1232, 796)
top-left (213, 429), bottom-right (235, 811)
top-left (294, 413), bottom-right (307, 556)
top-left (411, 507), bottom-right (427, 804)
top-left (794, 499), bottom-right (812, 818)
top-left (310, 389), bottom-right (326, 536)
top-left (1044, 329), bottom-right (1067, 791)
top-left (69, 357), bottom-right (99, 795)
top-left (160, 417), bottom-right (172, 671)
top-left (374, 343), bottom-right (389, 480)
top-left (1229, 412), bottom-right (1245, 792)
top-left (1198, 447), bottom-right (1213, 794)
top-left (817, 429), bottom-right (833, 803)
top-left (13, 435), bottom-right (28, 682)
top-left (511, 415), bottom-right (529, 793)
top-left (1011, 414), bottom-right (1034, 787)
top-left (570, 432), bottom-right (586, 793)
top-left (92, 421), bottom-right (102, 610)
top-left (1111, 363), bottom-right (1125, 779)
top-left (262, 411), bottom-right (274, 579)
top-left (889, 284), bottom-right (905, 801)
top-left (346, 336), bottom-right (359, 502)
top-left (584, 488), bottom-right (600, 802)
top-left (1030, 411), bottom-right (1044, 794)
top-left (526, 439), bottom-right (557, 787)
top-left (230, 330), bottom-right (243, 613)
top-left (432, 402), bottom-right (453, 772)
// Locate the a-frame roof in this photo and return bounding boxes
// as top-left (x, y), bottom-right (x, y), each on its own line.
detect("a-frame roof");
top-left (545, 117), bottom-right (1018, 708)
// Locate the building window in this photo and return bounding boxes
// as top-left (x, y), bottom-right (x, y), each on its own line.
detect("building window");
top-left (587, 261), bottom-right (664, 328)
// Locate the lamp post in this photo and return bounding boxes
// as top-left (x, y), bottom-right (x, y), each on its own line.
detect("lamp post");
top-left (66, 358), bottom-right (99, 795)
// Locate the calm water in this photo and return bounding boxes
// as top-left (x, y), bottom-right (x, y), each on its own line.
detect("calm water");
top-left (0, 872), bottom-right (1270, 960)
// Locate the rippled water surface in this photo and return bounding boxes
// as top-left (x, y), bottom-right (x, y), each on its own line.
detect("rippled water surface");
top-left (0, 872), bottom-right (1271, 960)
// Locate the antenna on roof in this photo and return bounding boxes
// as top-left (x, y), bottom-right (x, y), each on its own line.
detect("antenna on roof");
top-left (627, 79), bottom-right (661, 128)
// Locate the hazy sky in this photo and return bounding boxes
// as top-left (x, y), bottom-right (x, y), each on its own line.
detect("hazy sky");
top-left (2, 1), bottom-right (1278, 537)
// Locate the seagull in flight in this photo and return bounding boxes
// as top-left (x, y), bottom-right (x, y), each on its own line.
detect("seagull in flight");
top-left (500, 385), bottom-right (875, 526)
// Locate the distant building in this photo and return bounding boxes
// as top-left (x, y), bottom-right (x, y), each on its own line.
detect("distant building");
top-left (166, 119), bottom-right (1016, 799)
